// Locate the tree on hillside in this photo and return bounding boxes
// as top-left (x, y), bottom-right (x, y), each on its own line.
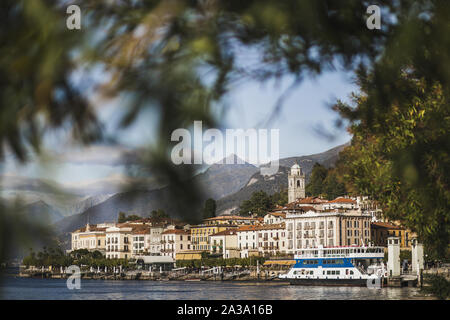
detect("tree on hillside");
top-left (270, 188), bottom-right (288, 207)
top-left (150, 209), bottom-right (169, 219)
top-left (118, 212), bottom-right (142, 223)
top-left (239, 191), bottom-right (273, 217)
top-left (305, 163), bottom-right (328, 197)
top-left (323, 170), bottom-right (347, 200)
top-left (202, 198), bottom-right (216, 219)
top-left (306, 163), bottom-right (346, 200)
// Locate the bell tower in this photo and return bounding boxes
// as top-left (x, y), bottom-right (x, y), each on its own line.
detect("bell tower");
top-left (288, 163), bottom-right (305, 203)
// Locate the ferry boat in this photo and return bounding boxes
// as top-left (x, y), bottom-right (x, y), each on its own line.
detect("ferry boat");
top-left (279, 245), bottom-right (387, 286)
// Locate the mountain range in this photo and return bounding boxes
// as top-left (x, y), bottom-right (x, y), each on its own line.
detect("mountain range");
top-left (54, 143), bottom-right (349, 241)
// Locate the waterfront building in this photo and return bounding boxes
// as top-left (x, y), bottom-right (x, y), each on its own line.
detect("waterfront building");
top-left (149, 224), bottom-right (166, 255)
top-left (322, 197), bottom-right (357, 210)
top-left (257, 223), bottom-right (287, 257)
top-left (284, 209), bottom-right (372, 254)
top-left (131, 225), bottom-right (151, 257)
top-left (295, 197), bottom-right (329, 211)
top-left (288, 163), bottom-right (306, 203)
top-left (356, 196), bottom-right (383, 222)
top-left (371, 222), bottom-right (415, 249)
top-left (236, 225), bottom-right (259, 258)
top-left (263, 212), bottom-right (286, 225)
top-left (70, 223), bottom-right (113, 253)
top-left (190, 224), bottom-right (237, 251)
top-left (105, 224), bottom-right (133, 259)
top-left (161, 229), bottom-right (191, 260)
top-left (135, 255), bottom-right (175, 271)
top-left (209, 229), bottom-right (239, 259)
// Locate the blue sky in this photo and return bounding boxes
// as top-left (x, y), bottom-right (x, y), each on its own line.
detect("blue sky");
top-left (1, 69), bottom-right (357, 186)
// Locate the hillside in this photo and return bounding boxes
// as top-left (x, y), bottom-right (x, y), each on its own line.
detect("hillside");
top-left (216, 143), bottom-right (349, 215)
top-left (23, 200), bottom-right (64, 224)
top-left (55, 156), bottom-right (258, 236)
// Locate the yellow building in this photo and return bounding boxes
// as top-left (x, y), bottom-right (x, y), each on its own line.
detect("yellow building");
top-left (71, 223), bottom-right (113, 254)
top-left (203, 215), bottom-right (257, 226)
top-left (371, 222), bottom-right (415, 249)
top-left (190, 224), bottom-right (237, 251)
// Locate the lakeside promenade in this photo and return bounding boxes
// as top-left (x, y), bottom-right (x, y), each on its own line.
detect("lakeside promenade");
top-left (17, 265), bottom-right (450, 286)
top-left (18, 267), bottom-right (285, 282)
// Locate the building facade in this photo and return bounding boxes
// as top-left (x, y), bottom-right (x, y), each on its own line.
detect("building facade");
top-left (371, 222), bottom-right (414, 249)
top-left (209, 229), bottom-right (239, 259)
top-left (257, 223), bottom-right (287, 256)
top-left (263, 212), bottom-right (286, 225)
top-left (161, 229), bottom-right (191, 259)
top-left (105, 225), bottom-right (133, 259)
top-left (190, 224), bottom-right (236, 251)
top-left (71, 223), bottom-right (112, 253)
top-left (237, 225), bottom-right (259, 258)
top-left (285, 209), bottom-right (372, 254)
top-left (148, 224), bottom-right (166, 255)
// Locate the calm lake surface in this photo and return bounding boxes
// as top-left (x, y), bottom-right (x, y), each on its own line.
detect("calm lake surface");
top-left (0, 276), bottom-right (425, 300)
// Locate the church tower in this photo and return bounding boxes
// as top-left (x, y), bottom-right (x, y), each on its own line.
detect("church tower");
top-left (288, 163), bottom-right (305, 203)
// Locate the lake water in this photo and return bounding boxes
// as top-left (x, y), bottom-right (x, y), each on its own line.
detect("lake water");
top-left (0, 276), bottom-right (425, 300)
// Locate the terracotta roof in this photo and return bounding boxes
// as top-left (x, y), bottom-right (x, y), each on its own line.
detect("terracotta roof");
top-left (298, 206), bottom-right (316, 212)
top-left (281, 200), bottom-right (317, 211)
top-left (265, 212), bottom-right (286, 218)
top-left (73, 224), bottom-right (107, 233)
top-left (204, 215), bottom-right (255, 221)
top-left (131, 225), bottom-right (151, 234)
top-left (298, 197), bottom-right (328, 204)
top-left (162, 229), bottom-right (190, 235)
top-left (327, 197), bottom-right (357, 204)
top-left (191, 224), bottom-right (238, 229)
top-left (255, 223), bottom-right (285, 231)
top-left (210, 229), bottom-right (238, 237)
top-left (237, 225), bottom-right (258, 232)
top-left (371, 222), bottom-right (404, 230)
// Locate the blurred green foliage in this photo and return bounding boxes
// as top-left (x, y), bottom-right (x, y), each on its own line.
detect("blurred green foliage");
top-left (336, 74), bottom-right (449, 258)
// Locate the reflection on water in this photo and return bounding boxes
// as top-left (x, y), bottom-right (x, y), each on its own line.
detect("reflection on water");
top-left (0, 277), bottom-right (422, 300)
